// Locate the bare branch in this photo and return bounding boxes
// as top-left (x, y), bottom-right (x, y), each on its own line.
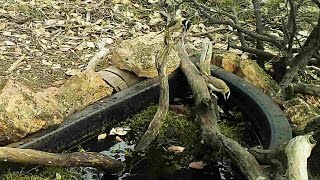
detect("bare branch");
top-left (228, 44), bottom-right (277, 60)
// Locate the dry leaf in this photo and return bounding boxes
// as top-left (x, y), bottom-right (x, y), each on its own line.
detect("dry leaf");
top-left (167, 145), bottom-right (185, 153)
top-left (109, 127), bottom-right (131, 136)
top-left (169, 104), bottom-right (189, 114)
top-left (4, 41), bottom-right (15, 46)
top-left (115, 136), bottom-right (124, 142)
top-left (42, 60), bottom-right (53, 66)
top-left (98, 133), bottom-right (107, 140)
top-left (189, 161), bottom-right (206, 169)
top-left (87, 42), bottom-right (96, 48)
top-left (0, 23), bottom-right (6, 30)
top-left (52, 64), bottom-right (61, 69)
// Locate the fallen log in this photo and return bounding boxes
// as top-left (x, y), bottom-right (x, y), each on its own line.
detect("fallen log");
top-left (0, 147), bottom-right (125, 174)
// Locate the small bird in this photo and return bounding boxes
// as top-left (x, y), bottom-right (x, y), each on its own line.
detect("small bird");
top-left (204, 75), bottom-right (230, 100)
top-left (167, 17), bottom-right (191, 33)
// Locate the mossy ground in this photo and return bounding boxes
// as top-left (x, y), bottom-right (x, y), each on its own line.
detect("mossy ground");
top-left (0, 167), bottom-right (80, 180)
top-left (122, 105), bottom-right (250, 170)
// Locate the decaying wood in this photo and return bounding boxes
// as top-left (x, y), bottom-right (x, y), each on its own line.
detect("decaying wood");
top-left (134, 30), bottom-right (170, 152)
top-left (250, 133), bottom-right (317, 180)
top-left (0, 147), bottom-right (124, 174)
top-left (177, 40), bottom-right (268, 180)
top-left (286, 133), bottom-right (316, 180)
top-left (199, 38), bottom-right (212, 76)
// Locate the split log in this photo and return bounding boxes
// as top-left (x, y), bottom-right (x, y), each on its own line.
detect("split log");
top-left (177, 40), bottom-right (268, 180)
top-left (0, 147), bottom-right (124, 174)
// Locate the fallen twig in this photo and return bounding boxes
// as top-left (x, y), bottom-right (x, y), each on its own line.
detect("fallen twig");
top-left (6, 55), bottom-right (25, 74)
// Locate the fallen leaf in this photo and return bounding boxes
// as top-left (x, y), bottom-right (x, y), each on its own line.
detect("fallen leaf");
top-left (52, 64), bottom-right (61, 69)
top-left (167, 145), bottom-right (185, 153)
top-left (42, 60), bottom-right (53, 66)
top-left (115, 136), bottom-right (124, 142)
top-left (87, 42), bottom-right (96, 48)
top-left (0, 23), bottom-right (6, 30)
top-left (4, 41), bottom-right (15, 46)
top-left (148, 0), bottom-right (159, 4)
top-left (98, 133), bottom-right (107, 140)
top-left (109, 127), bottom-right (131, 136)
top-left (169, 104), bottom-right (189, 114)
top-left (189, 161), bottom-right (206, 169)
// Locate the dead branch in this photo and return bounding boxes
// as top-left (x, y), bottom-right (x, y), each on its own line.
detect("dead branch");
top-left (0, 147), bottom-right (125, 174)
top-left (134, 30), bottom-right (170, 152)
top-left (86, 46), bottom-right (110, 71)
top-left (190, 27), bottom-right (228, 37)
top-left (192, 0), bottom-right (284, 50)
top-left (292, 83), bottom-right (320, 97)
top-left (6, 55), bottom-right (25, 74)
top-left (231, 0), bottom-right (248, 48)
top-left (250, 133), bottom-right (316, 179)
top-left (286, 133), bottom-right (316, 179)
top-left (177, 40), bottom-right (268, 180)
top-left (280, 14), bottom-right (320, 89)
top-left (228, 44), bottom-right (276, 60)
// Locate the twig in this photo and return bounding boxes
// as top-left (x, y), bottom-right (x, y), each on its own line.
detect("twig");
top-left (192, 0), bottom-right (284, 49)
top-left (6, 55), bottom-right (25, 74)
top-left (190, 27), bottom-right (228, 37)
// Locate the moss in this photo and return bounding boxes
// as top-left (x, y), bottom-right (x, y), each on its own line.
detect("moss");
top-left (0, 167), bottom-right (80, 180)
top-left (123, 105), bottom-right (249, 169)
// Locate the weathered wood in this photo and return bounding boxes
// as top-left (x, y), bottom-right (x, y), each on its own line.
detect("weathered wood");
top-left (104, 66), bottom-right (143, 87)
top-left (134, 31), bottom-right (170, 152)
top-left (177, 41), bottom-right (268, 180)
top-left (0, 147), bottom-right (124, 174)
top-left (98, 70), bottom-right (128, 92)
top-left (286, 133), bottom-right (316, 180)
top-left (199, 38), bottom-right (212, 76)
